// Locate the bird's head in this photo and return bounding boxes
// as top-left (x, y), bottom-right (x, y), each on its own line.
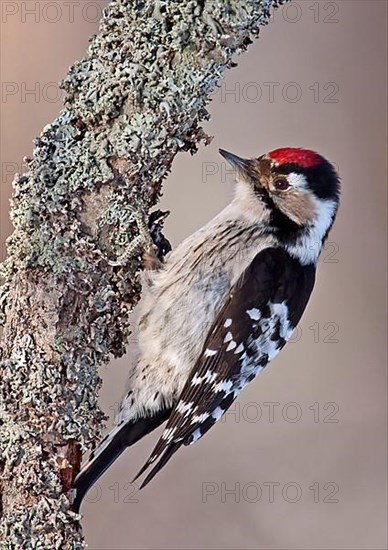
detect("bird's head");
top-left (219, 147), bottom-right (340, 264)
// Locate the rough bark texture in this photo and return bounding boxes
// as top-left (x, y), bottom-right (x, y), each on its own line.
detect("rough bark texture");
top-left (0, 0), bottom-right (287, 547)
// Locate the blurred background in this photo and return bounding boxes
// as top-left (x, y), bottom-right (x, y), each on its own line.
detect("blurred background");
top-left (1, 1), bottom-right (387, 549)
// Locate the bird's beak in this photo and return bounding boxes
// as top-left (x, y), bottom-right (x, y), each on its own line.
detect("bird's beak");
top-left (219, 149), bottom-right (257, 182)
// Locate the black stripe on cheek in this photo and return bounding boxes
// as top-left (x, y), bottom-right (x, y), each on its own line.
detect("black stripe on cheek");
top-left (270, 208), bottom-right (301, 237)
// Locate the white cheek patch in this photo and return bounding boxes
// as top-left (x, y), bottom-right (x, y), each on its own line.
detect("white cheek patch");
top-left (287, 172), bottom-right (308, 190)
top-left (286, 197), bottom-right (337, 265)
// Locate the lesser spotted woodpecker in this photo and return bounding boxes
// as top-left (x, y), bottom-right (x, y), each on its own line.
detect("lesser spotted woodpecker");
top-left (72, 147), bottom-right (340, 512)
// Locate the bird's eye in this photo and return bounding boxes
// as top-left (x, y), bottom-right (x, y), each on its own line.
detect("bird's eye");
top-left (274, 177), bottom-right (289, 191)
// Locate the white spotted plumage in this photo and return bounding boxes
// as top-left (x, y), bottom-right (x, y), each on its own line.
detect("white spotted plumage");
top-left (73, 147), bottom-right (340, 510)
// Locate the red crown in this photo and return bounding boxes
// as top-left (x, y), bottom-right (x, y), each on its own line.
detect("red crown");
top-left (268, 147), bottom-right (323, 168)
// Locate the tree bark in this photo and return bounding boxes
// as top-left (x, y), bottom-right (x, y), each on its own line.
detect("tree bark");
top-left (0, 0), bottom-right (287, 547)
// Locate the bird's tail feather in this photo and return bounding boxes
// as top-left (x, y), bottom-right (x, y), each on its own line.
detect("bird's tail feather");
top-left (72, 408), bottom-right (171, 512)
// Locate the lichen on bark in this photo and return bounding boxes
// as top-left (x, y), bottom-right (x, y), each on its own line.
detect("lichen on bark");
top-left (0, 0), bottom-right (287, 547)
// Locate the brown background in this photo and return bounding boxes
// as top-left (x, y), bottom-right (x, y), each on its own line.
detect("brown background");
top-left (1, 1), bottom-right (387, 549)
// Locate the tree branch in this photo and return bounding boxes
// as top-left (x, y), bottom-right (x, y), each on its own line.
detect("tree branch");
top-left (0, 0), bottom-right (287, 547)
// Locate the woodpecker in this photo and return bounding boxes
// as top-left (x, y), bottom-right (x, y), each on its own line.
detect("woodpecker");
top-left (72, 147), bottom-right (340, 512)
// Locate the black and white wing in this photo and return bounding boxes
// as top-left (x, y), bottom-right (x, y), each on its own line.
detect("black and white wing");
top-left (135, 247), bottom-right (316, 488)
